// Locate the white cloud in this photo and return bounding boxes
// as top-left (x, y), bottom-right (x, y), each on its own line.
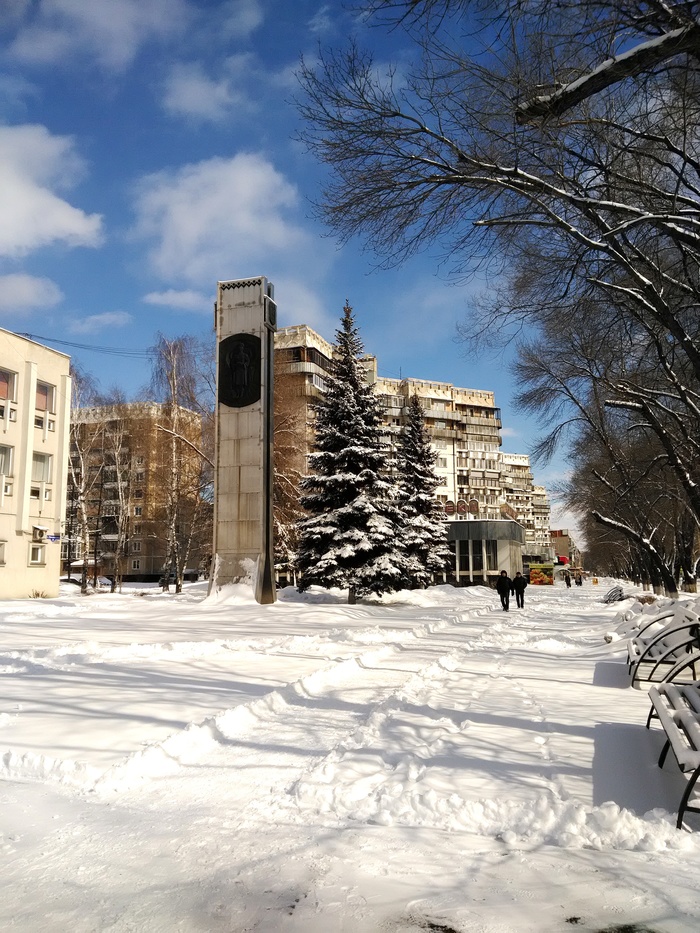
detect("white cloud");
top-left (67, 312), bottom-right (132, 335)
top-left (143, 288), bottom-right (212, 312)
top-left (0, 273), bottom-right (62, 315)
top-left (500, 426), bottom-right (519, 438)
top-left (162, 62), bottom-right (246, 123)
top-left (217, 0), bottom-right (264, 39)
top-left (550, 506), bottom-right (585, 545)
top-left (131, 152), bottom-right (312, 284)
top-left (0, 74), bottom-right (38, 118)
top-left (272, 276), bottom-right (336, 336)
top-left (308, 5), bottom-right (334, 35)
top-left (0, 124), bottom-right (103, 258)
top-left (8, 0), bottom-right (191, 71)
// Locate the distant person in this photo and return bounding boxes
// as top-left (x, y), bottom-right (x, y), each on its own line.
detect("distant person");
top-left (496, 569), bottom-right (513, 611)
top-left (513, 571), bottom-right (528, 608)
top-left (564, 571), bottom-right (572, 588)
top-left (575, 572), bottom-right (583, 586)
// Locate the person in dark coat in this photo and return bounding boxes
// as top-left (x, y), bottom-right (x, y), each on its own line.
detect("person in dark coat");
top-left (564, 570), bottom-right (572, 588)
top-left (512, 570), bottom-right (528, 608)
top-left (496, 569), bottom-right (513, 611)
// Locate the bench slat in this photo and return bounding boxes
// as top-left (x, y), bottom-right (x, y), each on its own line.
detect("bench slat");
top-left (649, 684), bottom-right (700, 771)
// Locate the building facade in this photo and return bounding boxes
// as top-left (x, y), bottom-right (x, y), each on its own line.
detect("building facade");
top-left (551, 528), bottom-right (582, 568)
top-left (66, 403), bottom-right (208, 583)
top-left (0, 330), bottom-right (71, 598)
top-left (274, 324), bottom-right (553, 584)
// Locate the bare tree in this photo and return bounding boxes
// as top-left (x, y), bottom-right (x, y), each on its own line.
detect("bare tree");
top-left (513, 307), bottom-right (700, 594)
top-left (94, 389), bottom-right (133, 592)
top-left (297, 1), bottom-right (700, 496)
top-left (272, 357), bottom-right (306, 580)
top-left (67, 367), bottom-right (104, 594)
top-left (150, 334), bottom-right (211, 592)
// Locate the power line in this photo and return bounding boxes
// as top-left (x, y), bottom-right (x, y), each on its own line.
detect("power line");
top-left (19, 333), bottom-right (153, 360)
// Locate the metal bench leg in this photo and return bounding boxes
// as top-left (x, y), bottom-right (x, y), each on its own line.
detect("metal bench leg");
top-left (658, 737), bottom-right (671, 768)
top-left (676, 766), bottom-right (700, 830)
top-left (645, 705), bottom-right (658, 729)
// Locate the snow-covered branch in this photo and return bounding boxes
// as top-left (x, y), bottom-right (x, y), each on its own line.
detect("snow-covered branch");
top-left (516, 25), bottom-right (700, 123)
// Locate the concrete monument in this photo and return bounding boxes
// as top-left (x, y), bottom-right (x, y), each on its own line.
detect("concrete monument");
top-left (211, 276), bottom-right (276, 604)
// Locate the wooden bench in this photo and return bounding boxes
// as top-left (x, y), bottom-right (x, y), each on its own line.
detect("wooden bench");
top-left (646, 681), bottom-right (700, 829)
top-left (627, 609), bottom-right (700, 688)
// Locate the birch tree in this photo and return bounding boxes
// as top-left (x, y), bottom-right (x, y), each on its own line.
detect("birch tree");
top-left (95, 390), bottom-right (132, 593)
top-left (150, 334), bottom-right (209, 593)
top-left (67, 366), bottom-right (104, 594)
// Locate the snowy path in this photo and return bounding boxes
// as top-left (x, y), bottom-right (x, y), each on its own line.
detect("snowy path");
top-left (3, 584), bottom-right (700, 931)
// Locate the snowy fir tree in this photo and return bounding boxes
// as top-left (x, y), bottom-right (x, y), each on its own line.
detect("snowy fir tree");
top-left (395, 393), bottom-right (451, 587)
top-left (295, 302), bottom-right (406, 603)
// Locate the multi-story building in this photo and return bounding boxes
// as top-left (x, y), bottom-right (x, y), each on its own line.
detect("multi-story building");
top-left (274, 324), bottom-right (552, 584)
top-left (551, 528), bottom-right (582, 567)
top-left (531, 485), bottom-right (555, 560)
top-left (66, 403), bottom-right (208, 583)
top-left (0, 329), bottom-right (71, 598)
top-left (373, 371), bottom-right (504, 516)
top-left (274, 324), bottom-right (334, 484)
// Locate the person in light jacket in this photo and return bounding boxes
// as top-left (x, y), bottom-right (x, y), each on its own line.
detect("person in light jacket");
top-left (496, 569), bottom-right (513, 611)
top-left (512, 570), bottom-right (528, 608)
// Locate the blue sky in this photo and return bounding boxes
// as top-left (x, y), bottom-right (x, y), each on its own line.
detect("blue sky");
top-left (0, 0), bottom-right (575, 530)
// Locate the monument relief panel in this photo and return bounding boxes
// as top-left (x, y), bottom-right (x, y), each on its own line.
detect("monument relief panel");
top-left (218, 333), bottom-right (261, 408)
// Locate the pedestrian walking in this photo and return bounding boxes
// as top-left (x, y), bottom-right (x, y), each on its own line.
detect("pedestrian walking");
top-left (575, 572), bottom-right (583, 586)
top-left (513, 570), bottom-right (528, 608)
top-left (564, 571), bottom-right (572, 589)
top-left (496, 569), bottom-right (513, 611)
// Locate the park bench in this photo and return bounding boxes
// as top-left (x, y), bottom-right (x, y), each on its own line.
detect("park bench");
top-left (602, 585), bottom-right (625, 604)
top-left (646, 681), bottom-right (700, 829)
top-left (627, 608), bottom-right (700, 688)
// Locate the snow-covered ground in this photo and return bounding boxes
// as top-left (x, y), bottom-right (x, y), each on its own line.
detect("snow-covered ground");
top-left (2, 579), bottom-right (699, 932)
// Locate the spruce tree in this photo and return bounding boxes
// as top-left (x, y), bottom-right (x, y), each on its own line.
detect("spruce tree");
top-left (395, 393), bottom-right (450, 588)
top-left (296, 302), bottom-right (405, 602)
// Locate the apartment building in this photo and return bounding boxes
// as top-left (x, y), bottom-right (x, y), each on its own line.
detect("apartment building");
top-left (274, 324), bottom-right (552, 583)
top-left (66, 403), bottom-right (207, 583)
top-left (0, 329), bottom-right (71, 598)
top-left (532, 485), bottom-right (555, 559)
top-left (551, 528), bottom-right (582, 567)
top-left (274, 324), bottom-right (334, 483)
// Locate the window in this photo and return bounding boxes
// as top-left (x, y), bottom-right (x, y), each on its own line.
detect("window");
top-left (0, 369), bottom-right (16, 401)
top-left (35, 381), bottom-right (55, 413)
top-left (132, 524), bottom-right (142, 536)
top-left (0, 541), bottom-right (5, 565)
top-left (29, 543), bottom-right (46, 565)
top-left (485, 539), bottom-right (498, 572)
top-left (131, 558), bottom-right (141, 570)
top-left (134, 489), bottom-right (143, 499)
top-left (32, 453), bottom-right (52, 483)
top-left (310, 373), bottom-right (329, 392)
top-left (134, 506), bottom-right (143, 517)
top-left (135, 472), bottom-right (144, 482)
top-left (437, 458), bottom-right (448, 468)
top-left (131, 541), bottom-right (141, 553)
top-left (0, 444), bottom-right (13, 476)
top-left (135, 456), bottom-right (144, 465)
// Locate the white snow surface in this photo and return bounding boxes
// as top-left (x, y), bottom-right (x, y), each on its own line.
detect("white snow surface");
top-left (2, 579), bottom-right (700, 931)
